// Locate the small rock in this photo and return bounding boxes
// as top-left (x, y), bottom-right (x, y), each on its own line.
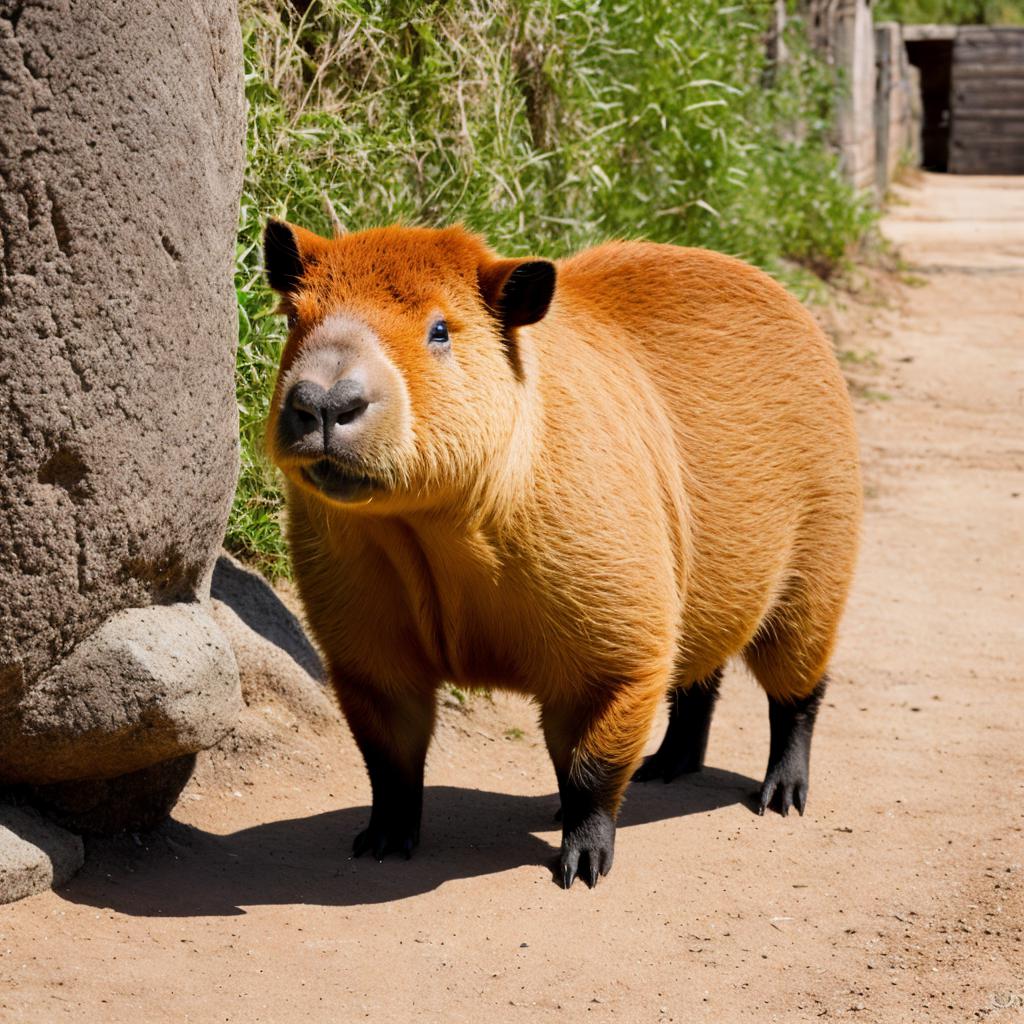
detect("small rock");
top-left (0, 805), bottom-right (84, 904)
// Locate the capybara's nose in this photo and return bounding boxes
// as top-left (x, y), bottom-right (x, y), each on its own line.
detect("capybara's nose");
top-left (281, 379), bottom-right (369, 450)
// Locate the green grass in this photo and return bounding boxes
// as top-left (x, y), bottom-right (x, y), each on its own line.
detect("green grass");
top-left (860, 388), bottom-right (893, 402)
top-left (873, 0), bottom-right (1024, 23)
top-left (838, 348), bottom-right (881, 368)
top-left (228, 0), bottom-right (876, 576)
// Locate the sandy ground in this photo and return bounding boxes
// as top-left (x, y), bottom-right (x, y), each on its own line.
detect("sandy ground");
top-left (2, 173), bottom-right (1022, 1023)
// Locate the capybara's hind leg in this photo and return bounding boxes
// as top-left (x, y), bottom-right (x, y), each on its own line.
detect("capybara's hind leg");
top-left (758, 677), bottom-right (827, 816)
top-left (746, 628), bottom-right (829, 816)
top-left (745, 586), bottom-right (843, 817)
top-left (633, 667), bottom-right (722, 783)
top-left (335, 679), bottom-right (436, 860)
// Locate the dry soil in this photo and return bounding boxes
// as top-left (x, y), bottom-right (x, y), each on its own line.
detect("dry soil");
top-left (1, 172), bottom-right (1022, 1024)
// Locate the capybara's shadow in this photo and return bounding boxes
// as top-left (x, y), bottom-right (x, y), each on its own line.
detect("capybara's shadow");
top-left (59, 766), bottom-right (756, 917)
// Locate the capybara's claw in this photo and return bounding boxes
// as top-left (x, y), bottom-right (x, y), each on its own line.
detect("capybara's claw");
top-left (560, 849), bottom-right (579, 890)
top-left (758, 680), bottom-right (822, 817)
top-left (558, 810), bottom-right (615, 890)
top-left (758, 766), bottom-right (809, 817)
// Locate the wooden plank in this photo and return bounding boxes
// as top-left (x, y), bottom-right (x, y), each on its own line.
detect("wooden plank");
top-left (955, 106), bottom-right (1024, 117)
top-left (956, 110), bottom-right (1024, 122)
top-left (957, 26), bottom-right (1024, 36)
top-left (952, 64), bottom-right (1024, 79)
top-left (953, 133), bottom-right (1024, 148)
top-left (956, 58), bottom-right (1024, 74)
top-left (950, 154), bottom-right (1024, 174)
top-left (954, 124), bottom-right (1024, 141)
top-left (953, 131), bottom-right (1024, 147)
top-left (952, 150), bottom-right (1024, 167)
top-left (953, 145), bottom-right (1024, 158)
top-left (902, 24), bottom-right (957, 41)
top-left (954, 125), bottom-right (1024, 141)
top-left (952, 150), bottom-right (1024, 168)
top-left (955, 84), bottom-right (1024, 106)
top-left (956, 99), bottom-right (1024, 115)
top-left (956, 27), bottom-right (1024, 44)
top-left (956, 34), bottom-right (1024, 48)
top-left (955, 47), bottom-right (1024, 64)
top-left (955, 36), bottom-right (1024, 50)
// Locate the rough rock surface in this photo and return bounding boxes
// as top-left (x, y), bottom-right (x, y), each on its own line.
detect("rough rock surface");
top-left (0, 0), bottom-right (245, 882)
top-left (210, 555), bottom-right (338, 753)
top-left (211, 555), bottom-right (325, 686)
top-left (29, 755), bottom-right (198, 834)
top-left (0, 604), bottom-right (240, 783)
top-left (0, 0), bottom-right (245, 782)
top-left (0, 804), bottom-right (83, 904)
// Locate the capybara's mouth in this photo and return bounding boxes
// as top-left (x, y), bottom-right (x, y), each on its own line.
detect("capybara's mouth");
top-left (302, 459), bottom-right (380, 503)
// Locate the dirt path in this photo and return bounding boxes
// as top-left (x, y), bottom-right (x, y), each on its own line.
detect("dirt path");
top-left (2, 173), bottom-right (1022, 1024)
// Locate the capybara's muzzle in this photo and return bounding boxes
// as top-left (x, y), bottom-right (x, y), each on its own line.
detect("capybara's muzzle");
top-left (278, 378), bottom-right (369, 458)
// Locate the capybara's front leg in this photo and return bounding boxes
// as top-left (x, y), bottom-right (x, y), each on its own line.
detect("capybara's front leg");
top-left (334, 679), bottom-right (436, 860)
top-left (542, 680), bottom-right (663, 889)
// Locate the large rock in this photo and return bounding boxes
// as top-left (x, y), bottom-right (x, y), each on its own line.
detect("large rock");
top-left (0, 0), bottom-right (245, 839)
top-left (30, 755), bottom-right (199, 834)
top-left (0, 604), bottom-right (239, 783)
top-left (210, 555), bottom-right (339, 749)
top-left (0, 805), bottom-right (84, 904)
top-left (212, 555), bottom-right (325, 687)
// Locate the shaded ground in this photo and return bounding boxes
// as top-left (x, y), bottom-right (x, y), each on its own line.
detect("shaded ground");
top-left (2, 173), bottom-right (1021, 1023)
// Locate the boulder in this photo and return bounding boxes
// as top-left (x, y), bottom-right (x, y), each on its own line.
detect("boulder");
top-left (0, 0), bottom-right (245, 834)
top-left (212, 555), bottom-right (325, 686)
top-left (30, 756), bottom-right (198, 835)
top-left (210, 555), bottom-right (339, 746)
top-left (0, 603), bottom-right (239, 783)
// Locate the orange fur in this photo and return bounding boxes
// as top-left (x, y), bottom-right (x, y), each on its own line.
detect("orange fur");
top-left (264, 223), bottom-right (861, 879)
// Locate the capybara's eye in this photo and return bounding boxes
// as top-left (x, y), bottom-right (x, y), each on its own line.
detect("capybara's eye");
top-left (286, 311), bottom-right (298, 330)
top-left (428, 319), bottom-right (450, 347)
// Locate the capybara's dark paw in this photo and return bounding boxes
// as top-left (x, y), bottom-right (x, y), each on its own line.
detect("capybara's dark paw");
top-left (559, 810), bottom-right (615, 889)
top-left (632, 749), bottom-right (702, 784)
top-left (758, 757), bottom-right (809, 817)
top-left (352, 820), bottom-right (419, 861)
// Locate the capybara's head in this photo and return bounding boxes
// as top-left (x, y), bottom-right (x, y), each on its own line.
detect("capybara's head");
top-left (264, 221), bottom-right (555, 514)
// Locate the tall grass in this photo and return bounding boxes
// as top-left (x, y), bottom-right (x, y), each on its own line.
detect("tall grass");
top-left (229, 0), bottom-right (875, 576)
top-left (874, 0), bottom-right (1024, 23)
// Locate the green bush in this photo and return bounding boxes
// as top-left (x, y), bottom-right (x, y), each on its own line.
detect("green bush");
top-left (230, 0), bottom-right (875, 576)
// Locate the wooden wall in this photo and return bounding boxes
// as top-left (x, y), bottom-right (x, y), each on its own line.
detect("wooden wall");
top-left (949, 27), bottom-right (1024, 175)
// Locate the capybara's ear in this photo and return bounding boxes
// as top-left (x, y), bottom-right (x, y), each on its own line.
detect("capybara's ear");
top-left (263, 220), bottom-right (330, 295)
top-left (478, 258), bottom-right (556, 332)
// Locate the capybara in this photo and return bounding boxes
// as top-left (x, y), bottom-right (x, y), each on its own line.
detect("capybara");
top-left (263, 219), bottom-right (861, 888)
